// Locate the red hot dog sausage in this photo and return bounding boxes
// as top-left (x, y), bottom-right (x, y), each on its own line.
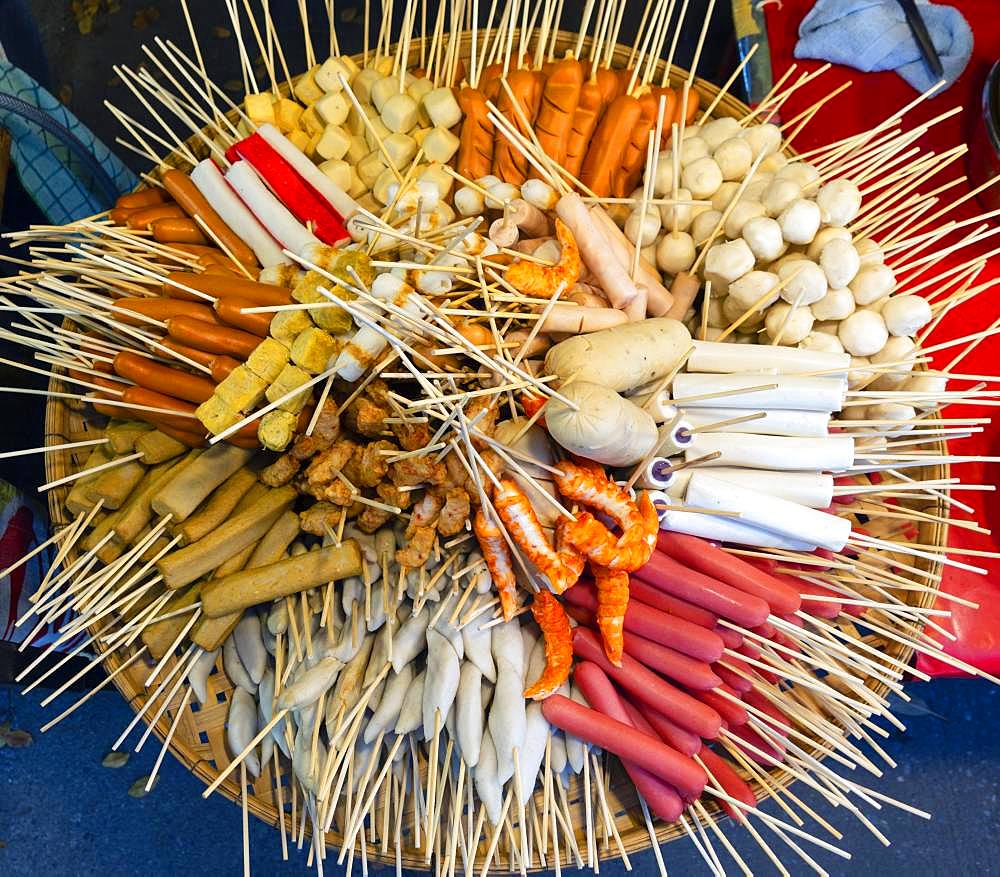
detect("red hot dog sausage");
top-left (113, 351), bottom-right (216, 404)
top-left (166, 316), bottom-right (260, 359)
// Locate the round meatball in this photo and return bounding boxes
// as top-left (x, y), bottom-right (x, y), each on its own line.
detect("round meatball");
top-left (778, 259), bottom-right (828, 306)
top-left (714, 137), bottom-right (754, 181)
top-left (838, 309), bottom-right (889, 356)
top-left (778, 199), bottom-right (822, 245)
top-left (742, 215), bottom-right (786, 263)
top-left (682, 156), bottom-right (724, 199)
top-left (816, 178), bottom-right (862, 227)
top-left (882, 294), bottom-right (932, 336)
top-left (820, 238), bottom-right (861, 289)
top-left (764, 302), bottom-right (814, 345)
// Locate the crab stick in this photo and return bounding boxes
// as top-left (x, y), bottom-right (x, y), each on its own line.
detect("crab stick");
top-left (224, 160), bottom-right (320, 255)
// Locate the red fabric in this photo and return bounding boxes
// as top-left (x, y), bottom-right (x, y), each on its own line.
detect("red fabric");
top-left (765, 2), bottom-right (1000, 676)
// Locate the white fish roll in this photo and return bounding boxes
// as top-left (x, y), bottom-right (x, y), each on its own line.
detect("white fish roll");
top-left (475, 729), bottom-right (504, 825)
top-left (660, 506), bottom-right (818, 550)
top-left (685, 432), bottom-right (855, 472)
top-left (190, 159), bottom-right (286, 267)
top-left (225, 160), bottom-right (320, 255)
top-left (670, 467), bottom-right (833, 507)
top-left (685, 473), bottom-right (850, 551)
top-left (680, 407), bottom-right (831, 437)
top-left (672, 373), bottom-right (846, 412)
top-left (687, 340), bottom-right (850, 376)
top-left (423, 628), bottom-right (461, 741)
top-left (636, 457), bottom-right (676, 490)
top-left (516, 703), bottom-right (551, 806)
top-left (659, 418), bottom-right (695, 455)
top-left (456, 663), bottom-right (484, 768)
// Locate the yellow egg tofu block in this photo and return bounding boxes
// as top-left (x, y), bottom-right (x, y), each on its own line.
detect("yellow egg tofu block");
top-left (274, 97), bottom-right (304, 134)
top-left (244, 92), bottom-right (275, 125)
top-left (196, 395), bottom-right (242, 436)
top-left (270, 309), bottom-right (314, 345)
top-left (216, 365), bottom-right (269, 412)
top-left (258, 410), bottom-right (298, 452)
top-left (290, 326), bottom-right (339, 374)
top-left (246, 337), bottom-right (291, 383)
top-left (266, 363), bottom-right (312, 414)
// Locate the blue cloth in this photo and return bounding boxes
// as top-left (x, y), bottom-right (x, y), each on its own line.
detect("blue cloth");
top-left (0, 60), bottom-right (137, 224)
top-left (795, 0), bottom-right (974, 94)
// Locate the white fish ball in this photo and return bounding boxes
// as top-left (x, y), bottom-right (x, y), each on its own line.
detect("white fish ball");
top-left (714, 138), bottom-right (754, 181)
top-left (867, 402), bottom-right (917, 425)
top-left (764, 302), bottom-right (814, 344)
top-left (811, 287), bottom-right (856, 321)
top-left (700, 326), bottom-right (726, 341)
top-left (680, 124), bottom-right (702, 140)
top-left (806, 226), bottom-right (852, 261)
top-left (724, 200), bottom-right (766, 239)
top-left (727, 270), bottom-right (780, 309)
top-left (521, 178), bottom-right (558, 211)
top-left (816, 178), bottom-right (862, 227)
top-left (813, 320), bottom-right (840, 335)
top-left (838, 309), bottom-right (888, 356)
top-left (771, 252), bottom-right (809, 274)
top-left (700, 116), bottom-right (742, 150)
top-left (705, 238), bottom-right (756, 284)
top-left (652, 154), bottom-right (675, 196)
top-left (706, 293), bottom-right (728, 327)
top-left (741, 122), bottom-right (782, 158)
top-left (778, 259), bottom-right (828, 306)
top-left (847, 356), bottom-right (874, 389)
top-left (682, 157), bottom-right (724, 199)
top-left (776, 161), bottom-right (821, 189)
top-left (711, 181), bottom-right (741, 212)
top-left (870, 335), bottom-right (916, 389)
top-left (882, 294), bottom-right (932, 336)
top-left (678, 137), bottom-right (710, 167)
top-left (741, 174), bottom-right (773, 204)
top-left (625, 207), bottom-right (661, 247)
top-left (656, 231), bottom-right (696, 275)
top-left (485, 182), bottom-right (519, 209)
top-left (659, 187), bottom-right (696, 232)
top-left (903, 373), bottom-right (948, 409)
top-left (454, 186), bottom-right (485, 217)
top-left (691, 209), bottom-right (722, 245)
top-left (854, 237), bottom-right (884, 265)
top-left (760, 152), bottom-right (788, 174)
top-left (800, 331), bottom-right (844, 354)
top-left (742, 215), bottom-right (785, 263)
top-left (763, 178), bottom-right (802, 217)
top-left (850, 265), bottom-right (896, 305)
top-left (778, 198), bottom-right (822, 245)
top-left (820, 237), bottom-right (861, 289)
top-left (723, 292), bottom-right (764, 327)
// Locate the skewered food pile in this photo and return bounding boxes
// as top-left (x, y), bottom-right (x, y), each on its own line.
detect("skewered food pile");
top-left (8, 0), bottom-right (1000, 874)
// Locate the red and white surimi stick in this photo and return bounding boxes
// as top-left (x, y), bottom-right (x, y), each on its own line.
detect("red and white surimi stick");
top-left (540, 693), bottom-right (707, 799)
top-left (572, 628), bottom-right (722, 741)
top-left (189, 159), bottom-right (287, 267)
top-left (573, 662), bottom-right (686, 821)
top-left (685, 472), bottom-right (852, 552)
top-left (224, 159), bottom-right (320, 254)
top-left (633, 551), bottom-right (772, 628)
top-left (656, 532), bottom-right (803, 616)
top-left (256, 123), bottom-right (360, 221)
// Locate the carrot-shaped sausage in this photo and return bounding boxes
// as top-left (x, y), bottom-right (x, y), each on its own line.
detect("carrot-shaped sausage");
top-left (166, 316), bottom-right (260, 359)
top-left (160, 337), bottom-right (220, 368)
top-left (117, 188), bottom-right (169, 210)
top-left (115, 298), bottom-right (221, 327)
top-left (573, 627), bottom-right (722, 740)
top-left (456, 87), bottom-right (495, 181)
top-left (573, 662), bottom-right (686, 820)
top-left (652, 87), bottom-right (678, 148)
top-left (209, 356), bottom-right (241, 383)
top-left (120, 386), bottom-right (200, 433)
top-left (614, 68), bottom-right (636, 98)
top-left (595, 68), bottom-right (620, 108)
top-left (540, 693), bottom-right (707, 799)
top-left (676, 87), bottom-right (700, 126)
top-left (162, 272), bottom-right (292, 307)
top-left (492, 69), bottom-right (543, 185)
top-left (214, 297), bottom-right (272, 337)
top-left (480, 63), bottom-right (502, 101)
top-left (161, 168), bottom-right (259, 267)
top-left (534, 56), bottom-right (584, 167)
top-left (152, 218), bottom-right (208, 245)
top-left (563, 79), bottom-right (603, 178)
top-left (613, 91), bottom-right (658, 197)
top-left (656, 531), bottom-right (802, 616)
top-left (579, 94), bottom-right (643, 197)
top-left (113, 351), bottom-right (216, 404)
top-left (126, 204), bottom-right (187, 230)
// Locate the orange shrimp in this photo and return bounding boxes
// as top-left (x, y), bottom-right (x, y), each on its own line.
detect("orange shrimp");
top-left (554, 461), bottom-right (641, 530)
top-left (560, 510), bottom-right (622, 568)
top-left (504, 218), bottom-right (582, 298)
top-left (523, 590), bottom-right (573, 700)
top-left (473, 508), bottom-right (519, 621)
top-left (555, 517), bottom-right (586, 585)
top-left (493, 478), bottom-right (566, 590)
top-left (591, 563), bottom-right (629, 666)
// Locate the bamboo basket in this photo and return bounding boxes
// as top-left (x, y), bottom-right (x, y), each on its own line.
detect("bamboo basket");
top-left (41, 30), bottom-right (949, 869)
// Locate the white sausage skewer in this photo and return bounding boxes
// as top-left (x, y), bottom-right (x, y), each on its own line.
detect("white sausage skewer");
top-left (687, 340), bottom-right (850, 376)
top-left (684, 432), bottom-right (855, 472)
top-left (659, 505), bottom-right (818, 551)
top-left (672, 373), bottom-right (846, 412)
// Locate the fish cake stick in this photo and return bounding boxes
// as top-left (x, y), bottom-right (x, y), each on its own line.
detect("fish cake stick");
top-left (201, 541), bottom-right (362, 618)
top-left (152, 443), bottom-right (255, 522)
top-left (176, 467), bottom-right (260, 546)
top-left (157, 486), bottom-right (295, 589)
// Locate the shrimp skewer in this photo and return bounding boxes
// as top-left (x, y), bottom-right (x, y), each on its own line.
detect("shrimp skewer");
top-left (523, 591), bottom-right (573, 700)
top-left (474, 508), bottom-right (519, 622)
top-left (504, 219), bottom-right (582, 298)
top-left (591, 563), bottom-right (629, 667)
